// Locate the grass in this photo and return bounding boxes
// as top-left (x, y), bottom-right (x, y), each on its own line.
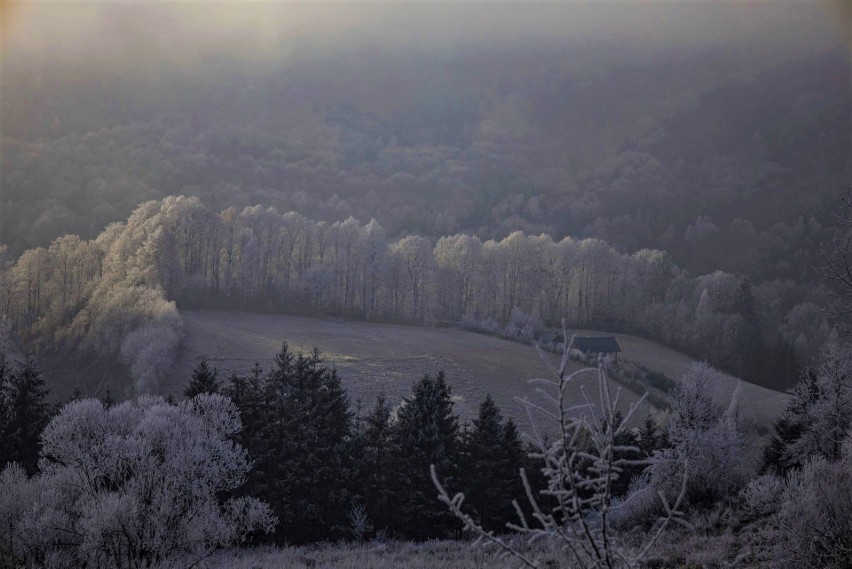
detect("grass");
top-left (169, 310), bottom-right (657, 427)
top-left (570, 327), bottom-right (789, 435)
top-left (169, 311), bottom-right (788, 438)
top-left (208, 540), bottom-right (532, 569)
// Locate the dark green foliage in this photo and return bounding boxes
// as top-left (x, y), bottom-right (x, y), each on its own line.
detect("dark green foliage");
top-left (733, 278), bottom-right (768, 380)
top-left (229, 343), bottom-right (354, 544)
top-left (352, 396), bottom-right (399, 535)
top-left (645, 370), bottom-right (676, 394)
top-left (459, 396), bottom-right (525, 532)
top-left (762, 369), bottom-right (819, 474)
top-left (183, 357), bottom-right (221, 397)
top-left (392, 371), bottom-right (461, 539)
top-left (100, 389), bottom-right (115, 408)
top-left (639, 414), bottom-right (661, 457)
top-left (606, 411), bottom-right (645, 498)
top-left (0, 350), bottom-right (52, 474)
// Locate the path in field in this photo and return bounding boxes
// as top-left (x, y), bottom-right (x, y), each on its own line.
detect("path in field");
top-left (571, 328), bottom-right (789, 433)
top-left (170, 311), bottom-right (656, 430)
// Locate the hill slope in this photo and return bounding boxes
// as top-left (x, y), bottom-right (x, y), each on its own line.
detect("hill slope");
top-left (171, 310), bottom-right (788, 431)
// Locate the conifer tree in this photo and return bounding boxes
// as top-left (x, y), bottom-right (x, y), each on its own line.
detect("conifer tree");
top-left (1, 350), bottom-right (51, 473)
top-left (393, 371), bottom-right (460, 539)
top-left (352, 395), bottom-right (398, 534)
top-left (639, 413), bottom-right (660, 457)
top-left (248, 343), bottom-right (354, 544)
top-left (0, 353), bottom-right (11, 468)
top-left (461, 395), bottom-right (525, 532)
top-left (184, 357), bottom-right (220, 397)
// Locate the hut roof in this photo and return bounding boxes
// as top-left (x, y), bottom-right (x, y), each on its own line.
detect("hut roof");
top-left (570, 336), bottom-right (621, 353)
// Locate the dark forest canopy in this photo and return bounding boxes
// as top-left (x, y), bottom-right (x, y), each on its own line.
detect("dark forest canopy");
top-left (1, 2), bottom-right (849, 288)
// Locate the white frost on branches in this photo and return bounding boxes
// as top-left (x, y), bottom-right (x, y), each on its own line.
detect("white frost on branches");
top-left (0, 393), bottom-right (275, 568)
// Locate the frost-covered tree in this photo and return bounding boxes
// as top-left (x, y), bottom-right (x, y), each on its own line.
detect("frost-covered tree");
top-left (773, 437), bottom-right (852, 569)
top-left (764, 339), bottom-right (852, 473)
top-left (641, 362), bottom-right (748, 509)
top-left (0, 394), bottom-right (275, 568)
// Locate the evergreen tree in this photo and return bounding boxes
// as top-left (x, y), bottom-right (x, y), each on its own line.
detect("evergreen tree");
top-left (763, 369), bottom-right (819, 474)
top-left (461, 396), bottom-right (524, 532)
top-left (352, 395), bottom-right (399, 535)
top-left (639, 413), bottom-right (660, 457)
top-left (1, 350), bottom-right (51, 473)
top-left (0, 353), bottom-right (11, 467)
top-left (184, 357), bottom-right (221, 397)
top-left (393, 371), bottom-right (460, 539)
top-left (101, 389), bottom-right (115, 408)
top-left (733, 278), bottom-right (767, 380)
top-left (246, 343), bottom-right (353, 544)
top-left (608, 411), bottom-right (643, 497)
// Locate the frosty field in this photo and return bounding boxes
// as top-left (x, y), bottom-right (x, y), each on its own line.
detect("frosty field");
top-left (170, 310), bottom-right (787, 430)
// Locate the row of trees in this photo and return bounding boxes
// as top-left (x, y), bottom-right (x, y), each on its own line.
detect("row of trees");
top-left (0, 334), bottom-right (848, 566)
top-left (194, 343), bottom-right (549, 543)
top-left (1, 196), bottom-right (816, 391)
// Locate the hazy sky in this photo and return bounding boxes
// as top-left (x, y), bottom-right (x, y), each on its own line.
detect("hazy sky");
top-left (2, 1), bottom-right (848, 76)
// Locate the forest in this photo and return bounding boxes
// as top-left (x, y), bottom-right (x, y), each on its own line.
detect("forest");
top-left (0, 1), bottom-right (849, 567)
top-left (0, 195), bottom-right (818, 395)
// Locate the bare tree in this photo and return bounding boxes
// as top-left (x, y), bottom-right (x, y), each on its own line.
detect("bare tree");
top-left (432, 322), bottom-right (688, 569)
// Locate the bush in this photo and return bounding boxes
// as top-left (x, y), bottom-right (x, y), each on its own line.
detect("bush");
top-left (773, 434), bottom-right (852, 569)
top-left (0, 394), bottom-right (275, 568)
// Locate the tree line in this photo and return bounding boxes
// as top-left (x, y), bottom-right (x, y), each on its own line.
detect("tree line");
top-left (2, 337), bottom-right (847, 566)
top-left (0, 196), bottom-right (817, 394)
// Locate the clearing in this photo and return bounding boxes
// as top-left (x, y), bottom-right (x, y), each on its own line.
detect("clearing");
top-left (170, 311), bottom-right (788, 433)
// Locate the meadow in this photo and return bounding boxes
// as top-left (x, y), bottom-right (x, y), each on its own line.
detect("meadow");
top-left (170, 310), bottom-right (788, 431)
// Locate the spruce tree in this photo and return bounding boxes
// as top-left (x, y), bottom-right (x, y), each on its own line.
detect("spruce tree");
top-left (393, 371), bottom-right (460, 539)
top-left (461, 395), bottom-right (524, 532)
top-left (639, 414), bottom-right (660, 457)
top-left (258, 343), bottom-right (354, 543)
top-left (184, 357), bottom-right (221, 397)
top-left (352, 395), bottom-right (399, 535)
top-left (1, 350), bottom-right (51, 473)
top-left (762, 369), bottom-right (819, 474)
top-left (0, 353), bottom-right (11, 468)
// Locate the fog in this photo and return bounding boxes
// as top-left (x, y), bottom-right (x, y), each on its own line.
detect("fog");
top-left (3, 1), bottom-right (846, 75)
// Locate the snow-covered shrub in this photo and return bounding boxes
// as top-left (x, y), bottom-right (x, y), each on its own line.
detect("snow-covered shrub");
top-left (0, 394), bottom-right (276, 568)
top-left (773, 433), bottom-right (852, 569)
top-left (741, 474), bottom-right (784, 519)
top-left (650, 363), bottom-right (749, 509)
top-left (119, 315), bottom-right (183, 393)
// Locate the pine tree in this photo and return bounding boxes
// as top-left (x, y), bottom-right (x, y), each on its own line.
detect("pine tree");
top-left (184, 357), bottom-right (221, 397)
top-left (1, 350), bottom-right (51, 473)
top-left (393, 371), bottom-right (460, 539)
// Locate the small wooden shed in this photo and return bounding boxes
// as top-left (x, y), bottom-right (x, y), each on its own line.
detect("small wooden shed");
top-left (570, 336), bottom-right (622, 361)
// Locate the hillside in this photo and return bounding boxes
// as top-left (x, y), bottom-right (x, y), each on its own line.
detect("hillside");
top-left (171, 310), bottom-right (787, 432)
